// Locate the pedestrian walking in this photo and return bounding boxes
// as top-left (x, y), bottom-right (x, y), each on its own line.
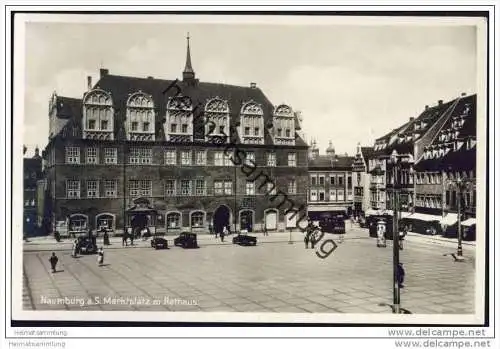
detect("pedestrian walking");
top-left (122, 230), bottom-right (128, 247)
top-left (397, 263), bottom-right (405, 288)
top-left (97, 247), bottom-right (104, 266)
top-left (304, 232), bottom-right (310, 249)
top-left (49, 252), bottom-right (58, 273)
top-left (208, 223), bottom-right (214, 235)
top-left (103, 230), bottom-right (110, 246)
top-left (130, 232), bottom-right (134, 246)
top-left (71, 239), bottom-right (78, 258)
top-left (221, 226), bottom-right (227, 242)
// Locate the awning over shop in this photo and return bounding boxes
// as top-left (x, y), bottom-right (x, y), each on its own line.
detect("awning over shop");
top-left (365, 209), bottom-right (380, 216)
top-left (461, 218), bottom-right (476, 227)
top-left (400, 211), bottom-right (412, 219)
top-left (440, 213), bottom-right (458, 226)
top-left (408, 213), bottom-right (441, 222)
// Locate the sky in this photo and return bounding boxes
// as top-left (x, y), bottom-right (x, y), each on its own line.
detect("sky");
top-left (23, 19), bottom-right (477, 157)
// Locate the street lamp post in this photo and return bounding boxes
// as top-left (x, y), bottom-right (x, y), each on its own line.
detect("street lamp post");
top-left (389, 150), bottom-right (401, 314)
top-left (447, 177), bottom-right (474, 261)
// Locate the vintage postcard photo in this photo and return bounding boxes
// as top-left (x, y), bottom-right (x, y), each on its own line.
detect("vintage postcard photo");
top-left (9, 12), bottom-right (489, 326)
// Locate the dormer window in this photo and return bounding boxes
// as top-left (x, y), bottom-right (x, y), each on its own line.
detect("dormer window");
top-left (126, 91), bottom-right (155, 142)
top-left (240, 100), bottom-right (264, 145)
top-left (205, 97), bottom-right (230, 143)
top-left (82, 89), bottom-right (114, 140)
top-left (272, 104), bottom-right (295, 146)
top-left (166, 96), bottom-right (193, 143)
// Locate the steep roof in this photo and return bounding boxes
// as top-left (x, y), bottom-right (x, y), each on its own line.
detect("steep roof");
top-left (308, 155), bottom-right (355, 171)
top-left (415, 94), bottom-right (476, 171)
top-left (51, 73), bottom-right (307, 147)
top-left (360, 146), bottom-right (374, 167)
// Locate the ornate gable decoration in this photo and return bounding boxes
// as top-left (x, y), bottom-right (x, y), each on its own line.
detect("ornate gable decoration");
top-left (272, 103), bottom-right (295, 146)
top-left (82, 89), bottom-right (114, 141)
top-left (126, 91), bottom-right (155, 142)
top-left (205, 97), bottom-right (229, 113)
top-left (241, 100), bottom-right (263, 115)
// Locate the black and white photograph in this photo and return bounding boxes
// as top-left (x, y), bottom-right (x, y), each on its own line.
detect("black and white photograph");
top-left (4, 7), bottom-right (497, 342)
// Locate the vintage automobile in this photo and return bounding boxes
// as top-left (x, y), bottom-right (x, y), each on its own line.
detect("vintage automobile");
top-left (232, 231), bottom-right (257, 246)
top-left (150, 237), bottom-right (169, 250)
top-left (319, 216), bottom-right (346, 234)
top-left (174, 232), bottom-right (199, 249)
top-left (77, 237), bottom-right (97, 254)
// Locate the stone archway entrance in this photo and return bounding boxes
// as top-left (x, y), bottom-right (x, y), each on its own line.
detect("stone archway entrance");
top-left (213, 205), bottom-right (230, 235)
top-left (239, 210), bottom-right (254, 232)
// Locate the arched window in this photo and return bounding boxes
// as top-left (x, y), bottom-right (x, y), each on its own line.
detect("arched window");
top-left (165, 96), bottom-right (193, 142)
top-left (240, 100), bottom-right (264, 144)
top-left (205, 97), bottom-right (230, 143)
top-left (166, 212), bottom-right (181, 229)
top-left (82, 89), bottom-right (114, 140)
top-left (272, 104), bottom-right (295, 145)
top-left (126, 92), bottom-right (155, 141)
top-left (68, 214), bottom-right (88, 232)
top-left (190, 211), bottom-right (205, 228)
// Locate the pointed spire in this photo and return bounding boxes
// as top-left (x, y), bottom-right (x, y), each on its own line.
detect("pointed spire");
top-left (183, 32), bottom-right (195, 81)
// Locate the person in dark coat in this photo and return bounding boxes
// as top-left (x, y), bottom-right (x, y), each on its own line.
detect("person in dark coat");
top-left (304, 232), bottom-right (310, 249)
top-left (103, 230), bottom-right (110, 246)
top-left (208, 223), bottom-right (214, 235)
top-left (49, 252), bottom-right (58, 273)
top-left (397, 263), bottom-right (405, 288)
top-left (122, 230), bottom-right (128, 247)
top-left (220, 227), bottom-right (226, 242)
top-left (97, 247), bottom-right (104, 266)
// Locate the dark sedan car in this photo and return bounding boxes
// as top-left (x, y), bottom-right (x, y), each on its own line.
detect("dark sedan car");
top-left (232, 232), bottom-right (257, 246)
top-left (174, 232), bottom-right (198, 248)
top-left (78, 237), bottom-right (97, 254)
top-left (150, 237), bottom-right (169, 250)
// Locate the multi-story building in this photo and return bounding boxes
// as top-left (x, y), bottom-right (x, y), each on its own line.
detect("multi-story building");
top-left (414, 94), bottom-right (476, 235)
top-left (352, 143), bottom-right (373, 217)
top-left (41, 37), bottom-right (309, 236)
top-left (307, 141), bottom-right (354, 220)
top-left (23, 146), bottom-right (42, 237)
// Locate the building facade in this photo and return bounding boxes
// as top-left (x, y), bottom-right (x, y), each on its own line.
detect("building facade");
top-left (307, 141), bottom-right (354, 221)
top-left (414, 94), bottom-right (476, 236)
top-left (352, 143), bottom-right (373, 217)
top-left (41, 37), bottom-right (309, 236)
top-left (23, 147), bottom-right (43, 237)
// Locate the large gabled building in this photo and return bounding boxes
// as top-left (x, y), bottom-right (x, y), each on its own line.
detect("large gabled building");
top-left (41, 37), bottom-right (309, 236)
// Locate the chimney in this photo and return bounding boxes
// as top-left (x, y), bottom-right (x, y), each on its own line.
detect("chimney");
top-left (250, 82), bottom-right (257, 89)
top-left (461, 92), bottom-right (467, 97)
top-left (409, 117), bottom-right (415, 121)
top-left (87, 76), bottom-right (92, 90)
top-left (438, 100), bottom-right (443, 105)
top-left (100, 68), bottom-right (109, 78)
top-left (147, 76), bottom-right (154, 79)
top-left (425, 105), bottom-right (429, 110)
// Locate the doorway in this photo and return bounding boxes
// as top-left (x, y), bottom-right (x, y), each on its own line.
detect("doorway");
top-left (213, 205), bottom-right (230, 235)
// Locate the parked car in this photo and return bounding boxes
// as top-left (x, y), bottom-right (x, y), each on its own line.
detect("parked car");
top-left (174, 232), bottom-right (198, 248)
top-left (150, 237), bottom-right (169, 250)
top-left (319, 216), bottom-right (345, 234)
top-left (77, 237), bottom-right (97, 254)
top-left (232, 231), bottom-right (257, 246)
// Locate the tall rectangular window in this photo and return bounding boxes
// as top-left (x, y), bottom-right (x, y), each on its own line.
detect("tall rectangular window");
top-left (101, 120), bottom-right (108, 130)
top-left (347, 189), bottom-right (353, 201)
top-left (319, 175), bottom-right (325, 186)
top-left (66, 180), bottom-right (80, 198)
top-left (246, 181), bottom-right (255, 195)
top-left (195, 179), bottom-right (206, 196)
top-left (87, 180), bottom-right (98, 198)
top-left (181, 124), bottom-right (188, 133)
top-left (337, 190), bottom-right (345, 201)
top-left (224, 181), bottom-right (232, 195)
top-left (181, 150), bottom-right (192, 165)
top-left (245, 152), bottom-right (255, 166)
top-left (65, 147), bottom-right (80, 164)
top-left (129, 181), bottom-right (141, 196)
top-left (165, 180), bottom-right (176, 196)
top-left (329, 190), bottom-right (336, 201)
top-left (195, 150), bottom-right (206, 165)
top-left (86, 148), bottom-right (98, 164)
top-left (103, 148), bottom-right (117, 164)
top-left (165, 150), bottom-right (176, 165)
top-left (311, 175), bottom-right (317, 186)
top-left (214, 181), bottom-right (223, 195)
top-left (319, 191), bottom-right (325, 201)
top-left (244, 127), bottom-right (250, 136)
top-left (287, 153), bottom-right (296, 167)
top-left (223, 152), bottom-right (233, 166)
top-left (288, 180), bottom-right (297, 194)
top-left (330, 176), bottom-right (335, 186)
top-left (214, 151), bottom-right (224, 166)
top-left (104, 180), bottom-right (117, 197)
top-left (310, 190), bottom-right (317, 201)
top-left (129, 148), bottom-right (140, 164)
top-left (267, 182), bottom-right (277, 195)
top-left (267, 152), bottom-right (276, 167)
top-left (347, 175), bottom-right (352, 187)
top-left (140, 180), bottom-right (152, 196)
top-left (180, 180), bottom-right (192, 196)
top-left (338, 175), bottom-right (344, 186)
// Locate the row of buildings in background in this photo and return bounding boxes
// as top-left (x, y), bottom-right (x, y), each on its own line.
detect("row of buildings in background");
top-left (23, 37), bottom-right (477, 239)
